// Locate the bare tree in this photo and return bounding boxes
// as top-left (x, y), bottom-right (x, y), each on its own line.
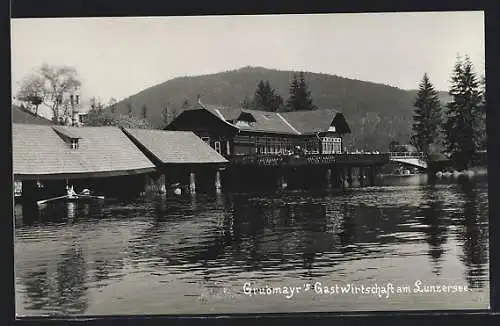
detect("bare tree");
top-left (16, 74), bottom-right (45, 115)
top-left (16, 64), bottom-right (82, 123)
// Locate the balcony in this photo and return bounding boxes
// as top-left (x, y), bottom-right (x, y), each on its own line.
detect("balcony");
top-left (229, 153), bottom-right (390, 167)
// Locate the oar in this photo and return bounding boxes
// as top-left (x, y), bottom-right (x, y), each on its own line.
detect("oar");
top-left (77, 194), bottom-right (105, 200)
top-left (37, 195), bottom-right (68, 206)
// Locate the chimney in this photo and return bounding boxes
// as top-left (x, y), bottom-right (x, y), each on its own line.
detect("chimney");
top-left (72, 94), bottom-right (80, 127)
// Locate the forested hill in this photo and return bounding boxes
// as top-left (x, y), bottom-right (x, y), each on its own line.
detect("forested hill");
top-left (109, 66), bottom-right (451, 151)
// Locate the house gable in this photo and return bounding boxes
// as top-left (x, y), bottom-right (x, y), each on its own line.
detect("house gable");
top-left (165, 108), bottom-right (238, 137)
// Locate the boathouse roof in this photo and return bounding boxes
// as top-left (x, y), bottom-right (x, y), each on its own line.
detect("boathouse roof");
top-left (12, 105), bottom-right (54, 125)
top-left (122, 128), bottom-right (229, 165)
top-left (181, 102), bottom-right (351, 135)
top-left (12, 124), bottom-right (156, 180)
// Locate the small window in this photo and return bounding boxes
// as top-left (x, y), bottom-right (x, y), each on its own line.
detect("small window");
top-left (226, 140), bottom-right (231, 155)
top-left (214, 141), bottom-right (221, 153)
top-left (71, 139), bottom-right (79, 149)
top-left (201, 136), bottom-right (210, 144)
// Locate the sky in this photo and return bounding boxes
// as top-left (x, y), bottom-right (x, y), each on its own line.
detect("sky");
top-left (11, 11), bottom-right (485, 114)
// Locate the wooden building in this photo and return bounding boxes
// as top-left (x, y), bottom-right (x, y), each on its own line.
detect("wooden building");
top-left (12, 124), bottom-right (229, 201)
top-left (165, 100), bottom-right (389, 190)
top-left (122, 128), bottom-right (228, 194)
top-left (12, 124), bottom-right (157, 199)
top-left (165, 101), bottom-right (351, 158)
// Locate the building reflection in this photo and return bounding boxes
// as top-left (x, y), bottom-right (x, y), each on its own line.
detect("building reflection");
top-left (20, 245), bottom-right (88, 314)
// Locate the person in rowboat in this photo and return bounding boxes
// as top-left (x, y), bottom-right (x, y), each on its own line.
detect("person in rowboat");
top-left (67, 185), bottom-right (77, 198)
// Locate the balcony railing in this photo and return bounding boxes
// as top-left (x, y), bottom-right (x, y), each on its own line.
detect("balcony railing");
top-left (230, 153), bottom-right (390, 167)
top-left (389, 152), bottom-right (425, 159)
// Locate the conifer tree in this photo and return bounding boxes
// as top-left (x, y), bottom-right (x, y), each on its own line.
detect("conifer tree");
top-left (244, 80), bottom-right (284, 111)
top-left (442, 55), bottom-right (483, 170)
top-left (286, 74), bottom-right (299, 111)
top-left (142, 104), bottom-right (147, 119)
top-left (411, 73), bottom-right (442, 157)
top-left (476, 75), bottom-right (487, 150)
top-left (286, 72), bottom-right (316, 111)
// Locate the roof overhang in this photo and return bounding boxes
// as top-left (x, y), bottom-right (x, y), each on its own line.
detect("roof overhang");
top-left (14, 167), bottom-right (157, 181)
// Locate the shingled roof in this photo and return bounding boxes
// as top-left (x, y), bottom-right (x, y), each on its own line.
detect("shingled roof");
top-left (191, 102), bottom-right (351, 135)
top-left (280, 109), bottom-right (351, 135)
top-left (122, 128), bottom-right (228, 165)
top-left (13, 124), bottom-right (156, 180)
top-left (12, 105), bottom-right (54, 125)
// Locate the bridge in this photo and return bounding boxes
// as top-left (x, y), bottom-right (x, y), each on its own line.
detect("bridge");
top-left (389, 152), bottom-right (428, 169)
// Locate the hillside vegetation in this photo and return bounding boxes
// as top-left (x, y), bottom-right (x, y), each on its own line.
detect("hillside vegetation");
top-left (108, 66), bottom-right (451, 151)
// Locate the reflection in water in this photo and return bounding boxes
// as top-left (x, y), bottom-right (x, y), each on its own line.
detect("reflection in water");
top-left (419, 187), bottom-right (448, 276)
top-left (15, 177), bottom-right (489, 315)
top-left (456, 179), bottom-right (489, 289)
top-left (20, 245), bottom-right (88, 315)
top-left (67, 202), bottom-right (76, 221)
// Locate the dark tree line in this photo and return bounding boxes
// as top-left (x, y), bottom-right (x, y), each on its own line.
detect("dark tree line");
top-left (242, 72), bottom-right (316, 112)
top-left (411, 54), bottom-right (485, 169)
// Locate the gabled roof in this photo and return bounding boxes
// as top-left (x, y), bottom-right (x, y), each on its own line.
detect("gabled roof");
top-left (191, 102), bottom-right (350, 135)
top-left (281, 109), bottom-right (351, 135)
top-left (12, 124), bottom-right (156, 179)
top-left (123, 128), bottom-right (228, 165)
top-left (196, 103), bottom-right (300, 135)
top-left (12, 105), bottom-right (54, 125)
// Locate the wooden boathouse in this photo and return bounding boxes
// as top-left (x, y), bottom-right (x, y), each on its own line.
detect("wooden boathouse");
top-left (12, 123), bottom-right (229, 201)
top-left (122, 128), bottom-right (228, 194)
top-left (12, 124), bottom-right (157, 200)
top-left (165, 100), bottom-right (390, 190)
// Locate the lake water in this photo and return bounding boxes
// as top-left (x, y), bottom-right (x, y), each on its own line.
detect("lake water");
top-left (14, 175), bottom-right (490, 316)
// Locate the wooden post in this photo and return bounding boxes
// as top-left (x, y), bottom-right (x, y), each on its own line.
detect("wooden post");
top-left (359, 167), bottom-right (365, 187)
top-left (347, 166), bottom-right (353, 186)
top-left (159, 173), bottom-right (166, 194)
top-left (215, 169), bottom-right (222, 193)
top-left (189, 172), bottom-right (196, 194)
top-left (326, 168), bottom-right (332, 188)
top-left (277, 172), bottom-right (287, 189)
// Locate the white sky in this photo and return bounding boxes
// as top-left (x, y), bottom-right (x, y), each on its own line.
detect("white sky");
top-left (11, 11), bottom-right (485, 107)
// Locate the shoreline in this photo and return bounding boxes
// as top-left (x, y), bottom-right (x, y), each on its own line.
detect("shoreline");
top-left (434, 166), bottom-right (488, 179)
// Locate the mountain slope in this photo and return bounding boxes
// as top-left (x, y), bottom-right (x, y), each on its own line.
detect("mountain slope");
top-left (109, 66), bottom-right (450, 151)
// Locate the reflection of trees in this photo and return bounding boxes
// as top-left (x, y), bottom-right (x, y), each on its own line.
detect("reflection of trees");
top-left (22, 268), bottom-right (51, 310)
top-left (54, 246), bottom-right (88, 313)
top-left (457, 179), bottom-right (489, 289)
top-left (21, 245), bottom-right (88, 314)
top-left (419, 187), bottom-right (448, 276)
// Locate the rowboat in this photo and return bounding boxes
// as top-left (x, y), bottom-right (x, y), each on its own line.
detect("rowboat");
top-left (66, 194), bottom-right (105, 201)
top-left (37, 194), bottom-right (105, 206)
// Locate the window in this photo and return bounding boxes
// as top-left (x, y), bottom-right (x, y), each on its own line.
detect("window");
top-left (333, 142), bottom-right (342, 153)
top-left (71, 139), bottom-right (79, 149)
top-left (226, 140), bottom-right (231, 155)
top-left (214, 141), bottom-right (221, 153)
top-left (201, 136), bottom-right (210, 144)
